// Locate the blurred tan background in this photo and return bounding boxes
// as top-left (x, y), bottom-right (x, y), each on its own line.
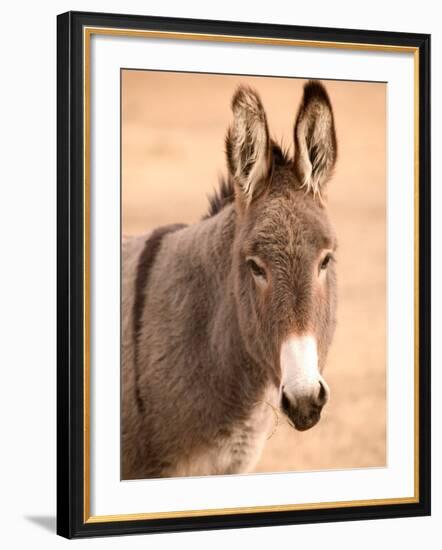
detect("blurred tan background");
top-left (122, 70), bottom-right (386, 472)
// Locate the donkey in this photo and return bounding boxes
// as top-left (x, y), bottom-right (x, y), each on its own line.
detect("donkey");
top-left (122, 80), bottom-right (338, 480)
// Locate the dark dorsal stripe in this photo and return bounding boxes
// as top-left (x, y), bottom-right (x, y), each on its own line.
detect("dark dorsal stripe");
top-left (132, 223), bottom-right (187, 413)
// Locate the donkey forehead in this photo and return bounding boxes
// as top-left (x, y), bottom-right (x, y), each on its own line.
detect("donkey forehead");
top-left (245, 193), bottom-right (336, 258)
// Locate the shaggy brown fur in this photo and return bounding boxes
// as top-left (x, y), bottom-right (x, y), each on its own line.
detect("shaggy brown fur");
top-left (122, 80), bottom-right (338, 480)
top-left (132, 223), bottom-right (187, 412)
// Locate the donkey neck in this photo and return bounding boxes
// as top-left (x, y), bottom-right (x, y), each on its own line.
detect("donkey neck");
top-left (185, 204), bottom-right (276, 406)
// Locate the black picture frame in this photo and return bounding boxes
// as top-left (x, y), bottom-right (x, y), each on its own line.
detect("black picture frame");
top-left (57, 10), bottom-right (431, 539)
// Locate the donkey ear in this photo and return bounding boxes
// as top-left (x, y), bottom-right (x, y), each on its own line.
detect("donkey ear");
top-left (293, 81), bottom-right (337, 197)
top-left (225, 86), bottom-right (272, 207)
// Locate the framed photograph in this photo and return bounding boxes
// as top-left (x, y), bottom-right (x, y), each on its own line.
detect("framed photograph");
top-left (57, 11), bottom-right (431, 539)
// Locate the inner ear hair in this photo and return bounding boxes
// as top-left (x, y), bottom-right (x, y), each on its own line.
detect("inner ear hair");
top-left (226, 86), bottom-right (272, 207)
top-left (293, 80), bottom-right (337, 199)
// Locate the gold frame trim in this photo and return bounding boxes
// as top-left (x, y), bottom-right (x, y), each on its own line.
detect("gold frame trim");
top-left (82, 27), bottom-right (420, 524)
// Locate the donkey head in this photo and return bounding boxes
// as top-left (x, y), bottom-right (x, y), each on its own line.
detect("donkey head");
top-left (226, 81), bottom-right (338, 431)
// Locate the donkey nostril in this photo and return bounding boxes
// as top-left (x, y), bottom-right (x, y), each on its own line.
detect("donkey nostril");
top-left (281, 392), bottom-right (291, 415)
top-left (317, 380), bottom-right (329, 406)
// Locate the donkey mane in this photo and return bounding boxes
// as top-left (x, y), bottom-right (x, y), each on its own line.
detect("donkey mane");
top-left (204, 175), bottom-right (235, 219)
top-left (204, 142), bottom-right (291, 219)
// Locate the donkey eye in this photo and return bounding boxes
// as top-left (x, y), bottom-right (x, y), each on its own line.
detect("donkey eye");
top-left (320, 253), bottom-right (333, 272)
top-left (247, 258), bottom-right (267, 280)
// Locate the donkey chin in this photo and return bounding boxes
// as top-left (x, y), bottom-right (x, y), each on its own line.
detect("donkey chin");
top-left (279, 334), bottom-right (330, 431)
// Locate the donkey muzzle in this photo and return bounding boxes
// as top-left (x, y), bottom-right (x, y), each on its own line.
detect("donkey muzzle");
top-left (281, 380), bottom-right (329, 431)
top-left (280, 334), bottom-right (330, 431)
